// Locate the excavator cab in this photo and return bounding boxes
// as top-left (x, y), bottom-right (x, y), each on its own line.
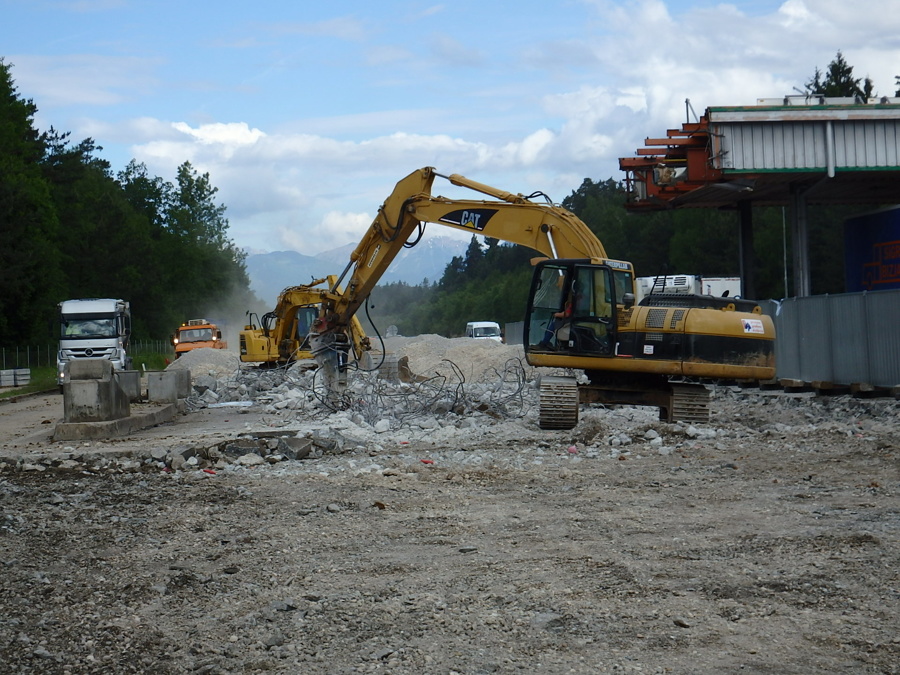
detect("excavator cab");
top-left (293, 306), bottom-right (318, 350)
top-left (526, 261), bottom-right (623, 356)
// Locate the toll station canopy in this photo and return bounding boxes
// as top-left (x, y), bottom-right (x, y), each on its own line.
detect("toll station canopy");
top-left (618, 97), bottom-right (900, 297)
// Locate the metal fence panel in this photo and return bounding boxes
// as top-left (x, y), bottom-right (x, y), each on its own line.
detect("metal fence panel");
top-left (797, 295), bottom-right (834, 382)
top-left (764, 299), bottom-right (801, 381)
top-left (0, 345), bottom-right (57, 369)
top-left (504, 321), bottom-right (524, 345)
top-left (1, 341), bottom-right (172, 370)
top-left (765, 290), bottom-right (899, 387)
top-left (830, 293), bottom-right (871, 384)
top-left (864, 290), bottom-right (900, 385)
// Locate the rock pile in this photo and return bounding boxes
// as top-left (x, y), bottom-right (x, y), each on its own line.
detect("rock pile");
top-left (173, 338), bottom-right (535, 429)
top-left (155, 338), bottom-right (897, 474)
top-left (7, 337), bottom-right (893, 477)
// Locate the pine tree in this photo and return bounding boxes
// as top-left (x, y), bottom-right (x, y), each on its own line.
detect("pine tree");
top-left (0, 60), bottom-right (64, 343)
top-left (805, 50), bottom-right (873, 100)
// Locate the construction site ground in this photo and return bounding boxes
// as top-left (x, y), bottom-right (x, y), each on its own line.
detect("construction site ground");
top-left (0, 337), bottom-right (897, 675)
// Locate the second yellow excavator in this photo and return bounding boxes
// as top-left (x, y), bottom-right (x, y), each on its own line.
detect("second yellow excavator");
top-left (239, 276), bottom-right (371, 367)
top-left (310, 167), bottom-right (775, 428)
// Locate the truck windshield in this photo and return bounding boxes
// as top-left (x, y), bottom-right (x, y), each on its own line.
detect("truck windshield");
top-left (179, 328), bottom-right (213, 342)
top-left (62, 318), bottom-right (116, 339)
top-left (474, 326), bottom-right (500, 337)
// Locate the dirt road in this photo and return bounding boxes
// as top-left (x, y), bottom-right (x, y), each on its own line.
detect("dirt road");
top-left (0, 367), bottom-right (898, 674)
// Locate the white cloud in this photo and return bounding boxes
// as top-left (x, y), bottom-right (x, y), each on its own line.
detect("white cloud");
top-left (615, 88), bottom-right (647, 113)
top-left (127, 114), bottom-right (618, 254)
top-left (790, 0), bottom-right (900, 34)
top-left (776, 0), bottom-right (819, 28)
top-left (170, 121), bottom-right (266, 156)
top-left (517, 129), bottom-right (556, 164)
top-left (73, 116), bottom-right (179, 145)
top-left (364, 45), bottom-right (412, 67)
top-left (278, 211), bottom-right (374, 253)
top-left (12, 0), bottom-right (897, 258)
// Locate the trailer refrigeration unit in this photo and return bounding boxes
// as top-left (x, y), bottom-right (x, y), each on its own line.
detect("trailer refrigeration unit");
top-left (57, 298), bottom-right (132, 385)
top-left (635, 275), bottom-right (742, 303)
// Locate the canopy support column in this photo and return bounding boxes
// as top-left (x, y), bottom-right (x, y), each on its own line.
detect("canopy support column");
top-left (737, 200), bottom-right (757, 299)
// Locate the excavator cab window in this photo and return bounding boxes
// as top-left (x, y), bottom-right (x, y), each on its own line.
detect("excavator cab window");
top-left (528, 264), bottom-right (567, 348)
top-left (294, 306), bottom-right (318, 347)
top-left (526, 262), bottom-right (615, 355)
top-left (612, 269), bottom-right (634, 305)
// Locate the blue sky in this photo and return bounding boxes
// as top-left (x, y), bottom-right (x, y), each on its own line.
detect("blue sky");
top-left (3, 0), bottom-right (899, 255)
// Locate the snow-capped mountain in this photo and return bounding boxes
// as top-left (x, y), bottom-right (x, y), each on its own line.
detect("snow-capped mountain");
top-left (245, 235), bottom-right (469, 307)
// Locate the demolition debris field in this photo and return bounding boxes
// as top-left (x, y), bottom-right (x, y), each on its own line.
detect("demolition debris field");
top-left (0, 337), bottom-right (898, 674)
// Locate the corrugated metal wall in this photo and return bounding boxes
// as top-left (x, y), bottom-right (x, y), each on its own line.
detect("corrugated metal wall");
top-left (761, 290), bottom-right (900, 386)
top-left (713, 121), bottom-right (900, 171)
top-left (836, 122), bottom-right (900, 167)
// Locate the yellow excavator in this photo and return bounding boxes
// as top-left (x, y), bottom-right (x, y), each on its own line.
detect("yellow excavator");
top-left (239, 276), bottom-right (371, 367)
top-left (310, 167), bottom-right (775, 428)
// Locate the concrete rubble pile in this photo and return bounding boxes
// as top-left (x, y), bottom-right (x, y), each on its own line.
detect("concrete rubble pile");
top-left (156, 340), bottom-right (899, 478)
top-left (9, 339), bottom-right (894, 477)
top-left (176, 335), bottom-right (897, 472)
top-left (170, 339), bottom-right (535, 427)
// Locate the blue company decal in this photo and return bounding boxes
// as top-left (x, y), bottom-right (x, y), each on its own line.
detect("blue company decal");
top-left (438, 209), bottom-right (498, 231)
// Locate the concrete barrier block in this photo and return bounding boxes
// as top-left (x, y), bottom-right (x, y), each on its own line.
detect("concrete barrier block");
top-left (69, 359), bottom-right (114, 381)
top-left (63, 378), bottom-right (130, 423)
top-left (115, 370), bottom-right (143, 402)
top-left (147, 370), bottom-right (192, 403)
top-left (173, 369), bottom-right (192, 398)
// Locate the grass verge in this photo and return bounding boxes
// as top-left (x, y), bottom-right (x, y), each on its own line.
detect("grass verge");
top-left (0, 365), bottom-right (58, 399)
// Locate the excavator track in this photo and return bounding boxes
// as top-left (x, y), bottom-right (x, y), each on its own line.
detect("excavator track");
top-left (538, 376), bottom-right (579, 430)
top-left (667, 383), bottom-right (711, 422)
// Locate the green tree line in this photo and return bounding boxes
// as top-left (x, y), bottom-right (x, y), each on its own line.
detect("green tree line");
top-left (0, 59), bottom-right (255, 346)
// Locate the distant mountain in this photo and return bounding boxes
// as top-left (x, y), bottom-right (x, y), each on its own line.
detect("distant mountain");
top-left (245, 236), bottom-right (468, 306)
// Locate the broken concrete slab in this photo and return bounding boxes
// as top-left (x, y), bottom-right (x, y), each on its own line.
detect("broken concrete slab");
top-left (53, 403), bottom-right (177, 441)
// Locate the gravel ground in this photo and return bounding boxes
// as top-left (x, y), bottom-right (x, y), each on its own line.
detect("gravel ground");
top-left (0, 337), bottom-right (898, 674)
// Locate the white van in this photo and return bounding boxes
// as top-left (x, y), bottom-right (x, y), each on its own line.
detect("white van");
top-left (465, 321), bottom-right (502, 342)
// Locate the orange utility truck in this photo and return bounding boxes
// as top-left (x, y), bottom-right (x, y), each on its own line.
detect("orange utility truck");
top-left (171, 319), bottom-right (227, 358)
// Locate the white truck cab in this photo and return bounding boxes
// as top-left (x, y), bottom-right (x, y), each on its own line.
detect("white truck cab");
top-left (57, 298), bottom-right (132, 385)
top-left (465, 321), bottom-right (503, 342)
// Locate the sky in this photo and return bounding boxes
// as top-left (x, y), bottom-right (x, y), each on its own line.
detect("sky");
top-left (3, 0), bottom-right (899, 256)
